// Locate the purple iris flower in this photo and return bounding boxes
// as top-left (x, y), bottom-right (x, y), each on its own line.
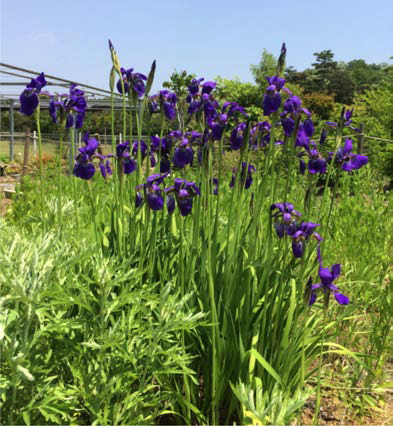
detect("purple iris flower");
top-left (165, 178), bottom-right (200, 216)
top-left (229, 162), bottom-right (256, 189)
top-left (132, 140), bottom-right (156, 167)
top-left (166, 194), bottom-right (175, 214)
top-left (152, 90), bottom-right (177, 120)
top-left (97, 155), bottom-right (113, 179)
top-left (298, 142), bottom-right (327, 175)
top-left (308, 263), bottom-right (349, 307)
top-left (329, 139), bottom-right (368, 171)
top-left (295, 124), bottom-right (311, 149)
top-left (250, 121), bottom-right (271, 148)
top-left (210, 114), bottom-right (227, 141)
top-left (49, 84), bottom-right (87, 129)
top-left (19, 72), bottom-right (47, 116)
top-left (173, 142), bottom-right (194, 168)
top-left (117, 67), bottom-right (147, 98)
top-left (116, 141), bottom-right (136, 175)
top-left (222, 102), bottom-right (247, 118)
top-left (73, 132), bottom-right (99, 180)
top-left (136, 173), bottom-right (169, 211)
top-left (201, 81), bottom-right (217, 95)
top-left (188, 77), bottom-right (204, 98)
top-left (281, 116), bottom-right (295, 137)
top-left (319, 129), bottom-right (327, 145)
top-left (270, 203), bottom-right (302, 238)
top-left (326, 107), bottom-right (360, 132)
top-left (262, 76), bottom-right (286, 116)
top-left (230, 122), bottom-right (247, 150)
top-left (303, 118), bottom-right (314, 138)
top-left (287, 222), bottom-right (323, 258)
top-left (280, 96), bottom-right (311, 136)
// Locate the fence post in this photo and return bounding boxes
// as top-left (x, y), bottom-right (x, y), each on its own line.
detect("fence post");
top-left (9, 100), bottom-right (14, 161)
top-left (23, 127), bottom-right (30, 175)
top-left (119, 133), bottom-right (122, 143)
top-left (357, 123), bottom-right (365, 155)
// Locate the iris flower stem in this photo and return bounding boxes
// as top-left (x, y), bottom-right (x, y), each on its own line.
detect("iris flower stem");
top-left (70, 125), bottom-right (79, 230)
top-left (87, 181), bottom-right (100, 252)
top-left (120, 80), bottom-right (127, 145)
top-left (213, 133), bottom-right (225, 251)
top-left (284, 117), bottom-right (301, 203)
top-left (304, 173), bottom-right (314, 218)
top-left (268, 113), bottom-right (279, 206)
top-left (314, 307), bottom-right (327, 425)
top-left (110, 82), bottom-right (120, 253)
top-left (205, 187), bottom-right (219, 426)
top-left (134, 98), bottom-right (143, 182)
top-left (34, 109), bottom-right (45, 230)
top-left (178, 217), bottom-right (192, 423)
top-left (57, 122), bottom-right (64, 228)
top-left (128, 93), bottom-right (133, 142)
top-left (323, 171), bottom-right (340, 253)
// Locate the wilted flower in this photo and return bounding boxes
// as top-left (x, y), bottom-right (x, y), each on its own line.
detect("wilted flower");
top-left (19, 72), bottom-right (47, 116)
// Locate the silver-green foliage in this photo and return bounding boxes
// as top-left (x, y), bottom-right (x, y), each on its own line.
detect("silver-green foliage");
top-left (0, 226), bottom-right (203, 424)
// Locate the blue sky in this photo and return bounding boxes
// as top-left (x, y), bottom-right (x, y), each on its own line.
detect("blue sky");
top-left (1, 0), bottom-right (392, 94)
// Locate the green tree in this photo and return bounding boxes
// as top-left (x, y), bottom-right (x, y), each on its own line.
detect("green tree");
top-left (312, 49), bottom-right (337, 90)
top-left (163, 70), bottom-right (196, 132)
top-left (250, 49), bottom-right (277, 87)
top-left (214, 76), bottom-right (263, 121)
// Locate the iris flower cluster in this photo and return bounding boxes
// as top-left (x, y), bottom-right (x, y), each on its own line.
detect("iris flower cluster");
top-left (271, 202), bottom-right (349, 307)
top-left (165, 178), bottom-right (201, 216)
top-left (135, 174), bottom-right (200, 216)
top-left (149, 90), bottom-right (178, 120)
top-left (270, 203), bottom-right (322, 258)
top-left (49, 84), bottom-right (87, 129)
